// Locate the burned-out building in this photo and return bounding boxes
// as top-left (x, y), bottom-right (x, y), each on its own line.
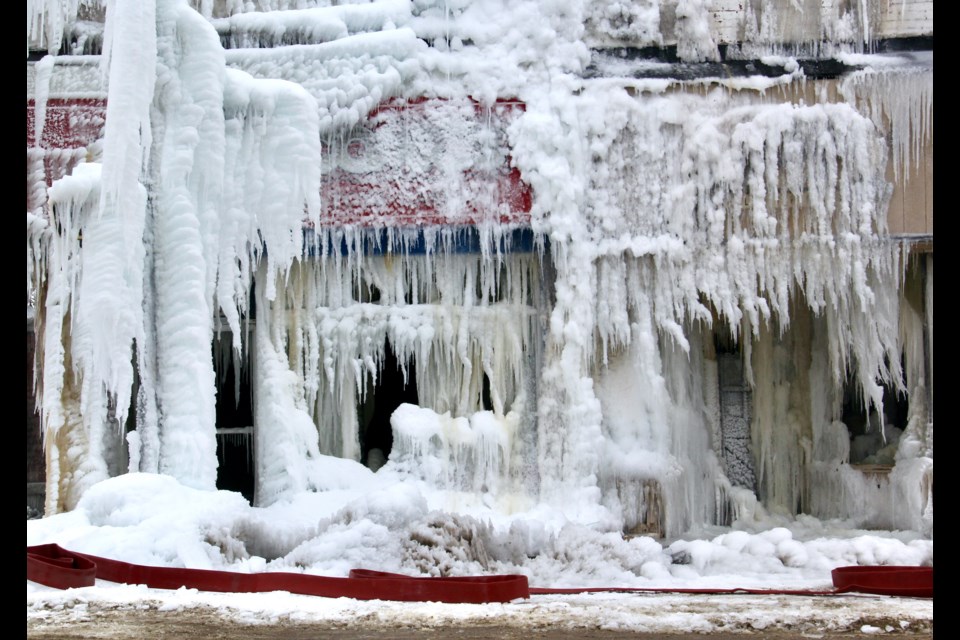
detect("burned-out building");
top-left (27, 0), bottom-right (932, 539)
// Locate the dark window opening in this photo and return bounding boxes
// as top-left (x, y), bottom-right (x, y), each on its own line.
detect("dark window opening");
top-left (353, 281), bottom-right (381, 304)
top-left (841, 373), bottom-right (909, 467)
top-left (481, 372), bottom-right (493, 412)
top-left (214, 340), bottom-right (255, 503)
top-left (357, 340), bottom-right (418, 471)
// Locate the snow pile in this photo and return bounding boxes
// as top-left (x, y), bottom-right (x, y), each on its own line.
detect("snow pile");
top-left (27, 473), bottom-right (933, 590)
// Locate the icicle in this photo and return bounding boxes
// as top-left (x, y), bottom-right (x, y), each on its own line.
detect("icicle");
top-left (733, 0), bottom-right (879, 59)
top-left (839, 62), bottom-right (933, 182)
top-left (507, 66), bottom-right (908, 531)
top-left (28, 0), bottom-right (82, 55)
top-left (253, 260), bottom-right (326, 505)
top-left (37, 163), bottom-right (111, 514)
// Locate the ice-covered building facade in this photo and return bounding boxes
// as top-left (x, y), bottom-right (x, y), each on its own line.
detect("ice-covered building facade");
top-left (27, 0), bottom-right (932, 539)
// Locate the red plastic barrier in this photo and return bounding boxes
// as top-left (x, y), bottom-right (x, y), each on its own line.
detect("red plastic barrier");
top-left (27, 544), bottom-right (529, 604)
top-left (26, 544), bottom-right (97, 590)
top-left (28, 544), bottom-right (932, 602)
top-left (831, 565), bottom-right (933, 598)
top-left (529, 586), bottom-right (841, 596)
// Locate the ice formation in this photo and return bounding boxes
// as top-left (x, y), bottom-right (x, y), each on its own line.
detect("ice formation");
top-left (28, 0), bottom-right (932, 547)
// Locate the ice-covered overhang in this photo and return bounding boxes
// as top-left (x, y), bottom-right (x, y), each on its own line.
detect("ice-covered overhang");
top-left (586, 36), bottom-right (933, 81)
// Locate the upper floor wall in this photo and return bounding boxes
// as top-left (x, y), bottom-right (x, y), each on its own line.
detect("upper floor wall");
top-left (27, 0), bottom-right (933, 239)
top-left (26, 57), bottom-right (933, 240)
top-left (586, 0), bottom-right (932, 51)
top-left (29, 0), bottom-right (933, 56)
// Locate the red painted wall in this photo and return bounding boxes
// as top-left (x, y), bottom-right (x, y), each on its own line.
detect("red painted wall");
top-left (27, 98), bottom-right (532, 226)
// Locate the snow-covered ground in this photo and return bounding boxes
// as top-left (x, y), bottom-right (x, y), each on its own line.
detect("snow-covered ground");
top-left (26, 586), bottom-right (934, 637)
top-left (27, 473), bottom-right (932, 635)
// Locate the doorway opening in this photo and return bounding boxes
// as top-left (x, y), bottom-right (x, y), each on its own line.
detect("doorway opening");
top-left (357, 340), bottom-right (418, 471)
top-left (841, 373), bottom-right (909, 467)
top-left (214, 335), bottom-right (255, 502)
top-left (715, 334), bottom-right (756, 492)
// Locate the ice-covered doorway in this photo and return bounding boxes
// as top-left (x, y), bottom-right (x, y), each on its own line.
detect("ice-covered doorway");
top-left (839, 250), bottom-right (927, 471)
top-left (243, 232), bottom-right (545, 505)
top-left (716, 339), bottom-right (757, 492)
top-left (214, 331), bottom-right (254, 502)
top-left (357, 339), bottom-right (418, 471)
top-left (841, 375), bottom-right (909, 467)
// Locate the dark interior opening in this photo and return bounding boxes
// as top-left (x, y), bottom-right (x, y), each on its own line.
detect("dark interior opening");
top-left (841, 371), bottom-right (910, 466)
top-left (214, 341), bottom-right (255, 502)
top-left (481, 372), bottom-right (493, 411)
top-left (358, 340), bottom-right (418, 470)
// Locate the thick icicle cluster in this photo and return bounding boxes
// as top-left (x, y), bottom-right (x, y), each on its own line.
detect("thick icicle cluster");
top-left (733, 0), bottom-right (880, 59)
top-left (31, 164), bottom-right (112, 513)
top-left (251, 246), bottom-right (543, 504)
top-left (224, 29), bottom-right (424, 135)
top-left (142, 0), bottom-right (322, 489)
top-left (209, 0), bottom-right (412, 49)
top-left (29, 0), bottom-right (322, 509)
top-left (509, 79), bottom-right (914, 535)
top-left (839, 57), bottom-right (933, 181)
top-left (28, 0), bottom-right (81, 54)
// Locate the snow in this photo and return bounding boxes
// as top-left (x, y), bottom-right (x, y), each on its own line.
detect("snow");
top-left (28, 472), bottom-right (932, 633)
top-left (27, 0), bottom-right (932, 631)
top-left (26, 584), bottom-right (933, 636)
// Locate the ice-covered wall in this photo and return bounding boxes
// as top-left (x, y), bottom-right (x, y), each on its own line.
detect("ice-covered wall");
top-left (28, 0), bottom-right (932, 537)
top-left (31, 164), bottom-right (110, 513)
top-left (29, 0), bottom-right (322, 510)
top-left (506, 75), bottom-right (928, 534)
